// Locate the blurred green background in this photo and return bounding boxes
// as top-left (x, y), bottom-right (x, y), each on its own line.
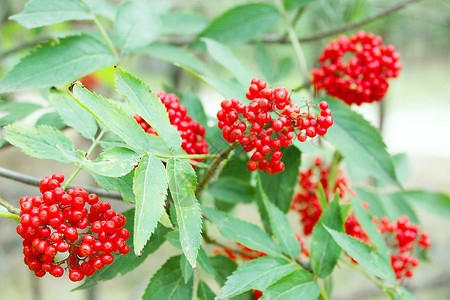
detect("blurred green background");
top-left (0, 0), bottom-right (449, 299)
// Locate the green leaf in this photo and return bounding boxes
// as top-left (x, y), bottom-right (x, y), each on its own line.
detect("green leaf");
top-left (210, 255), bottom-right (238, 286)
top-left (217, 256), bottom-right (296, 299)
top-left (274, 57), bottom-right (293, 83)
top-left (392, 153), bottom-right (412, 184)
top-left (255, 42), bottom-right (275, 82)
top-left (283, 0), bottom-right (315, 11)
top-left (324, 226), bottom-right (397, 282)
top-left (10, 0), bottom-right (93, 29)
top-left (402, 190), bottom-right (450, 219)
top-left (89, 171), bottom-right (135, 204)
top-left (71, 84), bottom-right (151, 151)
top-left (310, 193), bottom-right (342, 278)
top-left (258, 146), bottom-right (300, 212)
top-left (49, 90), bottom-right (97, 140)
top-left (114, 67), bottom-right (182, 152)
top-left (139, 45), bottom-right (211, 75)
top-left (258, 175), bottom-right (300, 260)
top-left (83, 0), bottom-right (117, 21)
top-left (0, 35), bottom-right (117, 93)
top-left (4, 124), bottom-right (78, 163)
top-left (199, 4), bottom-right (281, 44)
top-left (160, 12), bottom-right (209, 35)
top-left (35, 112), bottom-right (65, 129)
top-left (262, 269), bottom-right (319, 300)
top-left (203, 38), bottom-right (253, 87)
top-left (181, 91), bottom-right (208, 128)
top-left (167, 158), bottom-right (202, 268)
top-left (114, 1), bottom-right (165, 54)
top-left (79, 147), bottom-right (141, 177)
top-left (133, 155), bottom-right (168, 255)
top-left (180, 255), bottom-right (194, 283)
top-left (198, 281), bottom-right (216, 300)
top-left (0, 102), bottom-right (41, 126)
top-left (143, 256), bottom-right (193, 300)
top-left (208, 177), bottom-right (255, 204)
top-left (202, 206), bottom-right (281, 256)
top-left (324, 97), bottom-right (399, 186)
top-left (74, 209), bottom-right (169, 290)
top-left (376, 192), bottom-right (419, 224)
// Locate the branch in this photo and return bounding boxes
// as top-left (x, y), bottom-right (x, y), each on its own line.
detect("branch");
top-left (0, 167), bottom-right (123, 200)
top-left (0, 195), bottom-right (20, 214)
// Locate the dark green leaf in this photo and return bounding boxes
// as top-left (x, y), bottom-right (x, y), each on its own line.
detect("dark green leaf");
top-left (49, 90), bottom-right (97, 140)
top-left (160, 12), bottom-right (209, 35)
top-left (133, 155), bottom-right (168, 255)
top-left (167, 159), bottom-right (203, 268)
top-left (180, 255), bottom-right (194, 283)
top-left (181, 91), bottom-right (208, 128)
top-left (217, 256), bottom-right (296, 299)
top-left (403, 190), bottom-right (450, 219)
top-left (0, 102), bottom-right (41, 126)
top-left (0, 35), bottom-right (117, 93)
top-left (310, 193), bottom-right (342, 278)
top-left (4, 124), bottom-right (78, 163)
top-left (258, 146), bottom-right (300, 212)
top-left (198, 281), bottom-right (216, 300)
top-left (283, 0), bottom-right (315, 11)
top-left (208, 177), bottom-right (255, 204)
top-left (115, 67), bottom-right (182, 152)
top-left (35, 112), bottom-right (65, 129)
top-left (210, 255), bottom-right (238, 286)
top-left (257, 175), bottom-right (300, 260)
top-left (324, 226), bottom-right (397, 282)
top-left (262, 269), bottom-right (319, 300)
top-left (80, 147), bottom-right (141, 177)
top-left (89, 171), bottom-right (135, 203)
top-left (199, 4), bottom-right (281, 44)
top-left (142, 256), bottom-right (193, 300)
top-left (255, 42), bottom-right (275, 82)
top-left (202, 206), bottom-right (281, 256)
top-left (74, 210), bottom-right (169, 290)
top-left (10, 0), bottom-right (93, 29)
top-left (71, 84), bottom-right (152, 151)
top-left (325, 97), bottom-right (399, 186)
top-left (203, 38), bottom-right (253, 87)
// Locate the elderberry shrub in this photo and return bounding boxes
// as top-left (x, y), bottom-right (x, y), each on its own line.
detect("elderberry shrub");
top-left (217, 78), bottom-right (333, 174)
top-left (16, 173), bottom-right (130, 281)
top-left (312, 30), bottom-right (402, 105)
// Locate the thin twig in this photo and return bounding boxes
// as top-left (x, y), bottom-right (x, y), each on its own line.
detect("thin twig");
top-left (0, 195), bottom-right (20, 214)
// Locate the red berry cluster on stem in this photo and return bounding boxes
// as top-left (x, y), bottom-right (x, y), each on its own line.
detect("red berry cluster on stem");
top-left (16, 173), bottom-right (130, 281)
top-left (217, 78), bottom-right (333, 174)
top-left (134, 91), bottom-right (208, 161)
top-left (312, 30), bottom-right (402, 105)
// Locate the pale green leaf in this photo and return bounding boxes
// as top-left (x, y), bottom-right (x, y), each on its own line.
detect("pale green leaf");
top-left (160, 12), bottom-right (209, 35)
top-left (202, 206), bottom-right (281, 256)
top-left (89, 171), bottom-right (135, 204)
top-left (181, 91), bottom-right (208, 127)
top-left (49, 90), bottom-right (97, 140)
top-left (10, 0), bottom-right (93, 29)
top-left (83, 0), bottom-right (117, 21)
top-left (403, 190), bottom-right (450, 219)
top-left (283, 0), bottom-right (315, 11)
top-left (80, 147), bottom-right (141, 177)
top-left (262, 269), bottom-right (319, 300)
top-left (133, 155), bottom-right (168, 255)
top-left (0, 102), bottom-right (41, 125)
top-left (114, 68), bottom-right (182, 152)
top-left (71, 84), bottom-right (151, 151)
top-left (198, 281), bottom-right (216, 300)
top-left (208, 177), bottom-right (255, 204)
top-left (217, 256), bottom-right (296, 299)
top-left (0, 35), bottom-right (117, 93)
top-left (180, 255), bottom-right (194, 283)
top-left (35, 112), bottom-right (65, 129)
top-left (255, 42), bottom-right (275, 82)
top-left (167, 159), bottom-right (202, 268)
top-left (143, 256), bottom-right (193, 300)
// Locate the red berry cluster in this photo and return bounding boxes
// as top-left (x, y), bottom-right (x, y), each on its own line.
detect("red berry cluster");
top-left (134, 91), bottom-right (208, 161)
top-left (217, 78), bottom-right (333, 174)
top-left (373, 215), bottom-right (430, 279)
top-left (291, 157), bottom-right (351, 235)
top-left (16, 173), bottom-right (130, 281)
top-left (345, 214), bottom-right (369, 244)
top-left (312, 30), bottom-right (402, 105)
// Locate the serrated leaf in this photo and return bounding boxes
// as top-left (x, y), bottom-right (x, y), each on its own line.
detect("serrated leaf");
top-left (262, 269), bottom-right (319, 300)
top-left (4, 124), bottom-right (78, 163)
top-left (0, 102), bottom-right (41, 125)
top-left (324, 97), bottom-right (399, 186)
top-left (324, 226), bottom-right (397, 282)
top-left (160, 12), bottom-right (209, 36)
top-left (49, 90), bottom-right (97, 140)
top-left (258, 146), bottom-right (300, 212)
top-left (0, 34), bottom-right (117, 93)
top-left (255, 42), bottom-right (275, 82)
top-left (79, 147), bottom-right (141, 177)
top-left (181, 91), bottom-right (208, 128)
top-left (133, 155), bottom-right (168, 255)
top-left (257, 175), bottom-right (300, 260)
top-left (310, 193), bottom-right (342, 278)
top-left (35, 112), bottom-right (65, 129)
top-left (203, 39), bottom-right (253, 87)
top-left (83, 0), bottom-right (117, 21)
top-left (402, 190), bottom-right (450, 219)
top-left (143, 256), bottom-right (193, 300)
top-left (198, 281), bottom-right (216, 300)
top-left (114, 0), bottom-right (165, 54)
top-left (71, 84), bottom-right (151, 151)
top-left (74, 210), bottom-right (169, 290)
top-left (10, 0), bottom-right (93, 29)
top-left (217, 256), bottom-right (296, 299)
top-left (199, 3), bottom-right (281, 44)
top-left (208, 177), bottom-right (255, 204)
top-left (89, 171), bottom-right (135, 203)
top-left (180, 254), bottom-right (194, 283)
top-left (202, 206), bottom-right (281, 256)
top-left (283, 0), bottom-right (315, 11)
top-left (167, 158), bottom-right (202, 268)
top-left (114, 68), bottom-right (181, 152)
